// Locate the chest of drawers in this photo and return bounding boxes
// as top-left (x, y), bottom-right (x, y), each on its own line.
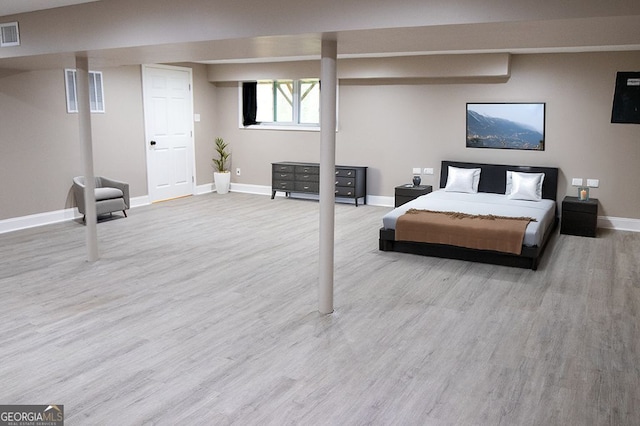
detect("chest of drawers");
top-left (271, 162), bottom-right (367, 206)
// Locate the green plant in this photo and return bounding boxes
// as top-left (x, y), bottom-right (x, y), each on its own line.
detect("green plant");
top-left (212, 137), bottom-right (230, 172)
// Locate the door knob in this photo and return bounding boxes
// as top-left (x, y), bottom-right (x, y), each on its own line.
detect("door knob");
top-left (150, 140), bottom-right (157, 146)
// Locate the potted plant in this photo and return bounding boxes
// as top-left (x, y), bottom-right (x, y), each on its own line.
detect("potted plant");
top-left (212, 137), bottom-right (231, 194)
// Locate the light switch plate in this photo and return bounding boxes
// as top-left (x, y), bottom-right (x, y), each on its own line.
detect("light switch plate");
top-left (587, 179), bottom-right (599, 187)
top-left (571, 178), bottom-right (583, 186)
top-left (423, 168), bottom-right (434, 175)
top-left (412, 167), bottom-right (422, 175)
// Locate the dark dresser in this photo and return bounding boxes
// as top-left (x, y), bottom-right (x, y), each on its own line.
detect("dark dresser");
top-left (271, 162), bottom-right (367, 206)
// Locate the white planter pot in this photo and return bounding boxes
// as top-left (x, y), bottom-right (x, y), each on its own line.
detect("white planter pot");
top-left (214, 171), bottom-right (231, 194)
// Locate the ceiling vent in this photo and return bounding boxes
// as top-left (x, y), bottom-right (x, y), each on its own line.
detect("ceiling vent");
top-left (0, 22), bottom-right (20, 47)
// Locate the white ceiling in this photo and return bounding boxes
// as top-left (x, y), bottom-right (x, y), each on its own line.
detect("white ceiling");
top-left (0, 0), bottom-right (99, 17)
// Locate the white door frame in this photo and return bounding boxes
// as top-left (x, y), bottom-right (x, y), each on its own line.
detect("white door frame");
top-left (142, 64), bottom-right (196, 202)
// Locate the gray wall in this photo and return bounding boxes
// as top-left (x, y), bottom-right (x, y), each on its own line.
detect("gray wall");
top-left (214, 51), bottom-right (640, 219)
top-left (188, 63), bottom-right (219, 186)
top-left (1, 51), bottom-right (639, 222)
top-left (0, 69), bottom-right (79, 218)
top-left (0, 66), bottom-right (147, 220)
top-left (0, 63), bottom-right (217, 220)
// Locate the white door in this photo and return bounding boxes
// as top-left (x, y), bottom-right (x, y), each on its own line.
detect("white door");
top-left (143, 65), bottom-right (194, 202)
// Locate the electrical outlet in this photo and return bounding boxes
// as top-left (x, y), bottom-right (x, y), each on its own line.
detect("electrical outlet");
top-left (423, 168), bottom-right (434, 175)
top-left (412, 167), bottom-right (421, 175)
top-left (587, 179), bottom-right (599, 188)
top-left (235, 168), bottom-right (241, 176)
top-left (571, 178), bottom-right (583, 186)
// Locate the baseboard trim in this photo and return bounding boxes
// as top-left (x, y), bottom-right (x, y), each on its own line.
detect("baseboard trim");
top-left (366, 195), bottom-right (394, 207)
top-left (3, 191), bottom-right (638, 235)
top-left (230, 183), bottom-right (272, 196)
top-left (232, 183), bottom-right (394, 206)
top-left (0, 208), bottom-right (78, 234)
top-left (598, 216), bottom-right (640, 232)
top-left (196, 183), bottom-right (214, 195)
top-left (130, 195), bottom-right (151, 208)
top-left (0, 195), bottom-right (151, 235)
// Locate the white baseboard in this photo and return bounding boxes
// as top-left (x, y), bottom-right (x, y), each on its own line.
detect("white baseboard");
top-left (0, 208), bottom-right (79, 234)
top-left (230, 183), bottom-right (272, 196)
top-left (196, 183), bottom-right (214, 195)
top-left (130, 195), bottom-right (151, 208)
top-left (197, 182), bottom-right (270, 196)
top-left (232, 184), bottom-right (395, 207)
top-left (3, 190), bottom-right (639, 235)
top-left (598, 216), bottom-right (640, 233)
top-left (0, 195), bottom-right (150, 235)
top-left (366, 195), bottom-right (394, 207)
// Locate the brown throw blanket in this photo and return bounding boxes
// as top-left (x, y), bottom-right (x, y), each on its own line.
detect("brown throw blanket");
top-left (395, 209), bottom-right (537, 255)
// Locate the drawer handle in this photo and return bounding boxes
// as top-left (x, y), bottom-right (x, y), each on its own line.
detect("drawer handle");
top-left (347, 182), bottom-right (353, 186)
top-left (335, 171), bottom-right (339, 175)
top-left (347, 172), bottom-right (353, 176)
top-left (280, 174), bottom-right (287, 177)
top-left (334, 190), bottom-right (339, 193)
top-left (335, 181), bottom-right (339, 185)
top-left (304, 175), bottom-right (310, 178)
top-left (303, 186), bottom-right (310, 190)
top-left (347, 191), bottom-right (352, 195)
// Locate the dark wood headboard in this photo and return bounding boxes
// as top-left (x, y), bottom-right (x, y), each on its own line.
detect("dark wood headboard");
top-left (440, 161), bottom-right (559, 201)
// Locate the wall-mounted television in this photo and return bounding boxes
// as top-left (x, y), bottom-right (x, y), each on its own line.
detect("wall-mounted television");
top-left (466, 102), bottom-right (545, 151)
top-left (611, 72), bottom-right (640, 124)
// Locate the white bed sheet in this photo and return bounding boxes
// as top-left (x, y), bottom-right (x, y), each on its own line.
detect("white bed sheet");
top-left (383, 190), bottom-right (557, 247)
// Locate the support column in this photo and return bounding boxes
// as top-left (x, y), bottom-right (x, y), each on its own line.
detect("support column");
top-left (319, 39), bottom-right (337, 314)
top-left (76, 56), bottom-right (99, 261)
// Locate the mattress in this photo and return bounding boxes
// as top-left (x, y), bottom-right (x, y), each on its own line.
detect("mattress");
top-left (383, 190), bottom-right (557, 247)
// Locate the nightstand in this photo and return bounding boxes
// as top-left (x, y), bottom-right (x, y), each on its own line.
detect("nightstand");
top-left (394, 184), bottom-right (433, 207)
top-left (561, 196), bottom-right (598, 237)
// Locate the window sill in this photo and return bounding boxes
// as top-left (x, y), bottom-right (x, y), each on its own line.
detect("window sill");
top-left (240, 124), bottom-right (320, 132)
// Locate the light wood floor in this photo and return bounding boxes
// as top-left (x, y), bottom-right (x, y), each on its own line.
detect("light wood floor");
top-left (1, 193), bottom-right (638, 425)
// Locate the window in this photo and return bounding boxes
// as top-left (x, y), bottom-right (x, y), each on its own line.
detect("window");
top-left (65, 69), bottom-right (105, 113)
top-left (243, 79), bottom-right (320, 128)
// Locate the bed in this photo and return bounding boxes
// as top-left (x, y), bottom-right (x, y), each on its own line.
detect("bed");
top-left (379, 161), bottom-right (559, 270)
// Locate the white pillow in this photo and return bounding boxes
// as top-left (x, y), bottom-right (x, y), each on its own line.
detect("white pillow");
top-left (444, 166), bottom-right (481, 193)
top-left (507, 171), bottom-right (545, 201)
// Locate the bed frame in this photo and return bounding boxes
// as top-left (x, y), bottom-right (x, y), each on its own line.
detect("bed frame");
top-left (379, 160), bottom-right (559, 270)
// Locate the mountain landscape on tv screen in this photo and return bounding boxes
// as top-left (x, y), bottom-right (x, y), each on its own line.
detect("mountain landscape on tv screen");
top-left (466, 110), bottom-right (544, 150)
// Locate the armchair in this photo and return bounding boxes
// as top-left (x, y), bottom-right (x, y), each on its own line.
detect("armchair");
top-left (73, 176), bottom-right (130, 221)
